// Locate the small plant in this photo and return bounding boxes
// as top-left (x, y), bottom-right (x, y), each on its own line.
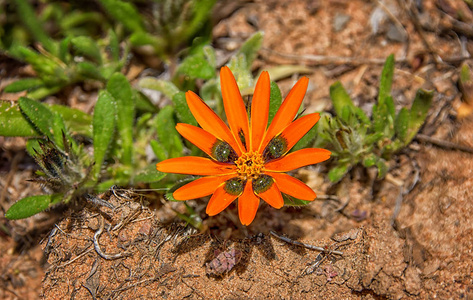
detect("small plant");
top-left (319, 54), bottom-right (433, 182)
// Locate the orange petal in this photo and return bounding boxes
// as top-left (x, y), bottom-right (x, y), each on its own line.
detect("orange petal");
top-left (250, 71), bottom-right (270, 151)
top-left (266, 171), bottom-right (316, 200)
top-left (262, 77), bottom-right (309, 150)
top-left (256, 179), bottom-right (284, 208)
top-left (206, 183), bottom-right (239, 216)
top-left (264, 148), bottom-right (331, 172)
top-left (156, 157), bottom-right (236, 175)
top-left (176, 123), bottom-right (217, 157)
top-left (279, 113), bottom-right (320, 152)
top-left (185, 91), bottom-right (241, 155)
top-left (220, 66), bottom-right (249, 152)
top-left (174, 174), bottom-right (235, 200)
top-left (238, 180), bottom-right (260, 225)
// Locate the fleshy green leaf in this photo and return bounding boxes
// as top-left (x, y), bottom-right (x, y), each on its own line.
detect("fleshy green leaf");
top-left (48, 104), bottom-right (92, 137)
top-left (172, 92), bottom-right (198, 126)
top-left (133, 164), bottom-right (166, 184)
top-left (70, 36), bottom-right (102, 64)
top-left (150, 140), bottom-right (168, 161)
top-left (203, 45), bottom-right (216, 68)
top-left (236, 31), bottom-right (264, 69)
top-left (93, 90), bottom-right (116, 177)
top-left (0, 100), bottom-right (37, 136)
top-left (4, 78), bottom-right (44, 93)
top-left (362, 153), bottom-right (377, 167)
top-left (77, 61), bottom-right (104, 81)
top-left (98, 0), bottom-right (144, 32)
top-left (406, 89), bottom-right (433, 143)
top-left (328, 163), bottom-right (350, 182)
top-left (329, 82), bottom-right (369, 124)
top-left (107, 73), bottom-right (134, 165)
top-left (51, 113), bottom-right (68, 150)
top-left (156, 106), bottom-right (183, 159)
top-left (282, 194), bottom-right (312, 206)
top-left (394, 107), bottom-right (409, 143)
top-left (18, 97), bottom-right (54, 139)
top-left (376, 159), bottom-right (388, 179)
top-left (268, 82), bottom-right (282, 125)
top-left (14, 0), bottom-right (57, 55)
top-left (5, 193), bottom-right (63, 220)
top-left (378, 54), bottom-right (395, 107)
top-left (177, 53), bottom-right (215, 80)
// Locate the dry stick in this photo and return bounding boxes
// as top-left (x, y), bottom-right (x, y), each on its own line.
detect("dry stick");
top-left (416, 134), bottom-right (473, 154)
top-left (93, 216), bottom-right (130, 260)
top-left (270, 231), bottom-right (343, 256)
top-left (261, 47), bottom-right (396, 66)
top-left (397, 0), bottom-right (443, 64)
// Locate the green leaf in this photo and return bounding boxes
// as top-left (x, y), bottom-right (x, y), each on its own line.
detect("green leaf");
top-left (18, 97), bottom-right (54, 139)
top-left (150, 139), bottom-right (168, 161)
top-left (156, 106), bottom-right (183, 158)
top-left (48, 104), bottom-right (92, 137)
top-left (4, 78), bottom-right (44, 93)
top-left (203, 45), bottom-right (217, 68)
top-left (14, 0), bottom-right (57, 55)
top-left (58, 36), bottom-right (72, 63)
top-left (98, 0), bottom-right (144, 32)
top-left (138, 77), bottom-right (180, 100)
top-left (71, 36), bottom-right (102, 64)
top-left (177, 53), bottom-right (215, 80)
top-left (93, 90), bottom-right (116, 177)
top-left (406, 89), bottom-right (433, 143)
top-left (5, 193), bottom-right (63, 220)
top-left (282, 194), bottom-right (312, 207)
top-left (133, 164), bottom-right (166, 184)
top-left (26, 85), bottom-right (62, 100)
top-left (129, 32), bottom-right (165, 52)
top-left (328, 163), bottom-right (350, 182)
top-left (236, 31), bottom-right (264, 69)
top-left (329, 82), bottom-right (369, 124)
top-left (51, 113), bottom-right (68, 150)
top-left (107, 73), bottom-right (134, 165)
top-left (376, 159), bottom-right (388, 179)
top-left (107, 29), bottom-right (120, 61)
top-left (394, 107), bottom-right (409, 143)
top-left (378, 54), bottom-right (395, 107)
top-left (268, 82), bottom-right (282, 125)
top-left (77, 61), bottom-right (105, 81)
top-left (0, 100), bottom-right (37, 136)
top-left (135, 91), bottom-right (159, 113)
top-left (362, 153), bottom-right (377, 167)
top-left (172, 92), bottom-right (198, 126)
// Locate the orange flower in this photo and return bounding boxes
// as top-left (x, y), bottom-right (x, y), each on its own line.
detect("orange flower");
top-left (156, 67), bottom-right (331, 225)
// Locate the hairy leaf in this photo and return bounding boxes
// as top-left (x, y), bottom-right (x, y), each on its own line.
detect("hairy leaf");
top-left (5, 194), bottom-right (63, 220)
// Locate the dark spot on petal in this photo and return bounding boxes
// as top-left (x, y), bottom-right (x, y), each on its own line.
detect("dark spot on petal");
top-left (224, 178), bottom-right (245, 195)
top-left (263, 135), bottom-right (288, 161)
top-left (252, 174), bottom-right (273, 194)
top-left (212, 140), bottom-right (238, 163)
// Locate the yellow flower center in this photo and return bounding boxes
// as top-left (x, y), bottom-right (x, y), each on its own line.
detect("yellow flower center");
top-left (236, 151), bottom-right (265, 180)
